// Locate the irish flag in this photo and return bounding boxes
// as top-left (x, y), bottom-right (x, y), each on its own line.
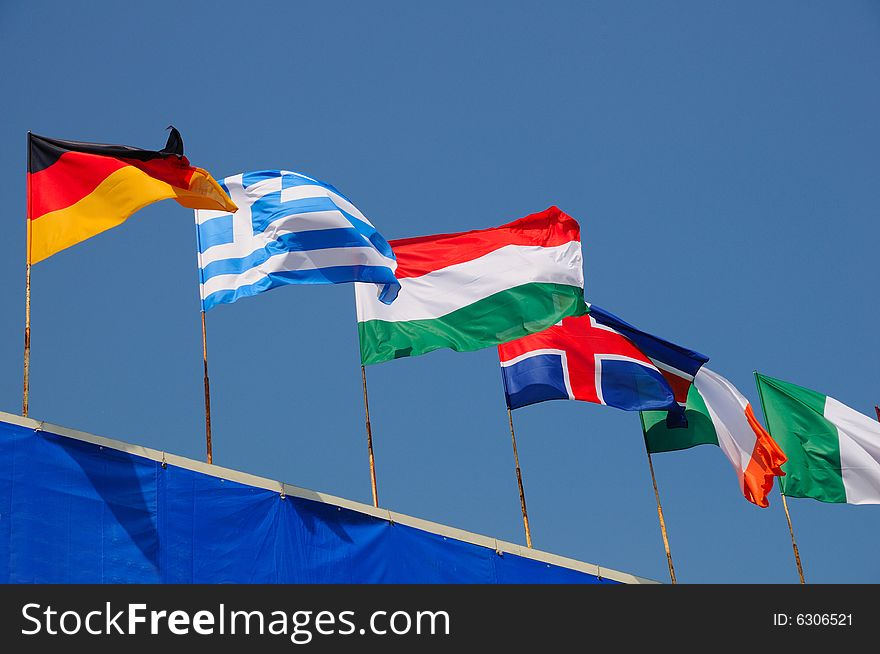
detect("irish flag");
top-left (641, 368), bottom-right (787, 507)
top-left (755, 373), bottom-right (880, 504)
top-left (355, 206), bottom-right (586, 365)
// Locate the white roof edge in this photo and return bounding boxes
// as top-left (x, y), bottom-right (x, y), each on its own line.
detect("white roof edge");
top-left (0, 410), bottom-right (658, 585)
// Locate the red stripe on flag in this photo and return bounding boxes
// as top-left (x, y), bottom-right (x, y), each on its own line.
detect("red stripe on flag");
top-left (27, 150), bottom-right (127, 219)
top-left (390, 206), bottom-right (581, 279)
top-left (127, 155), bottom-right (196, 191)
top-left (28, 150), bottom-right (198, 220)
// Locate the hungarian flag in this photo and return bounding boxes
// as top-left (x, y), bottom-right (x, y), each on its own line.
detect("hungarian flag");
top-left (756, 373), bottom-right (880, 504)
top-left (642, 368), bottom-right (787, 507)
top-left (27, 128), bottom-right (236, 263)
top-left (355, 206), bottom-right (586, 365)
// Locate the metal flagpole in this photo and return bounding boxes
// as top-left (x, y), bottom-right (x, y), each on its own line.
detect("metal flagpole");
top-left (23, 135), bottom-right (32, 417)
top-left (22, 260), bottom-right (31, 417)
top-left (780, 493), bottom-right (805, 584)
top-left (753, 370), bottom-right (804, 584)
top-left (201, 310), bottom-right (213, 464)
top-left (194, 211), bottom-right (213, 464)
top-left (361, 365), bottom-right (379, 507)
top-left (642, 439), bottom-right (677, 584)
top-left (506, 408), bottom-right (533, 548)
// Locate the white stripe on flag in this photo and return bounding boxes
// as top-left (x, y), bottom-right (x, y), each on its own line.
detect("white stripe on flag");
top-left (694, 368), bottom-right (756, 482)
top-left (827, 397), bottom-right (880, 504)
top-left (281, 183), bottom-right (373, 226)
top-left (199, 210), bottom-right (371, 266)
top-left (201, 246), bottom-right (395, 298)
top-left (355, 241), bottom-right (583, 323)
top-left (649, 358), bottom-right (695, 382)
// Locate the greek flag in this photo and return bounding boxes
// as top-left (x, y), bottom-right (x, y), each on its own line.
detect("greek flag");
top-left (195, 170), bottom-right (400, 310)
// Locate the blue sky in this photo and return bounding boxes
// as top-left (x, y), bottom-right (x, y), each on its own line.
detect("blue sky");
top-left (1, 1), bottom-right (878, 583)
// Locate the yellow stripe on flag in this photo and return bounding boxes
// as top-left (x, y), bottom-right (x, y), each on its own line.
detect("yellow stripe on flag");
top-left (28, 166), bottom-right (179, 263)
top-left (174, 167), bottom-right (238, 212)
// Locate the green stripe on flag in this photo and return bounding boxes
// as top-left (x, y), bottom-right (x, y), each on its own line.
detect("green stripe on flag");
top-left (358, 282), bottom-right (586, 365)
top-left (755, 373), bottom-right (846, 503)
top-left (640, 383), bottom-right (719, 453)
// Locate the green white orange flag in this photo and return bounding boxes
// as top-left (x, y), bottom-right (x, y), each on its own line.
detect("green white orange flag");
top-left (641, 368), bottom-right (786, 507)
top-left (755, 373), bottom-right (880, 504)
top-left (355, 206), bottom-right (586, 365)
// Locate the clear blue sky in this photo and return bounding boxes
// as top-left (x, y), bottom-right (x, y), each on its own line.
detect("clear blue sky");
top-left (1, 1), bottom-right (878, 583)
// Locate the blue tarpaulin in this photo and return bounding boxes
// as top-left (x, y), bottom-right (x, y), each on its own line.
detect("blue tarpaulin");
top-left (0, 416), bottom-right (641, 584)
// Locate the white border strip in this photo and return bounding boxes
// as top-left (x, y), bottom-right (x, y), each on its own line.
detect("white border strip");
top-left (0, 410), bottom-right (657, 585)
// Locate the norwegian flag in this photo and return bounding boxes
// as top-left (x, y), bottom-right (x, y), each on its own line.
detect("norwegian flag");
top-left (498, 306), bottom-right (708, 423)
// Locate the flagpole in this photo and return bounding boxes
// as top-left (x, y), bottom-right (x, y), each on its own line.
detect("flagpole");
top-left (22, 260), bottom-right (31, 417)
top-left (780, 493), bottom-right (805, 584)
top-left (201, 310), bottom-right (213, 464)
top-left (194, 211), bottom-right (213, 464)
top-left (361, 364), bottom-right (379, 507)
top-left (642, 438), bottom-right (677, 584)
top-left (754, 371), bottom-right (804, 584)
top-left (23, 135), bottom-right (32, 417)
top-left (506, 408), bottom-right (533, 548)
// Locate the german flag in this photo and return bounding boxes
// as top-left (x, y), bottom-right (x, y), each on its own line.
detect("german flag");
top-left (27, 128), bottom-right (237, 263)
